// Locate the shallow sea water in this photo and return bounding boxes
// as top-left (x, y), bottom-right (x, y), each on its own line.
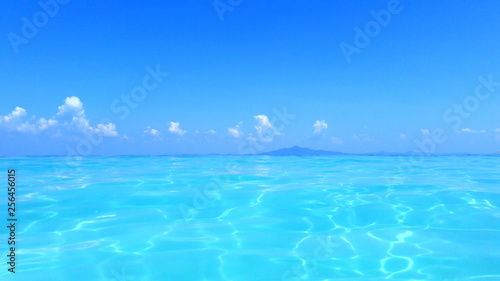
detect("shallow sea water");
top-left (1, 156), bottom-right (500, 280)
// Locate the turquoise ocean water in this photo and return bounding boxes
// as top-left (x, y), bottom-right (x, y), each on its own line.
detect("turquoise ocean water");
top-left (1, 156), bottom-right (500, 280)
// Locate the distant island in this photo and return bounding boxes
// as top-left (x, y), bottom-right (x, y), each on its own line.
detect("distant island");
top-left (255, 146), bottom-right (495, 156)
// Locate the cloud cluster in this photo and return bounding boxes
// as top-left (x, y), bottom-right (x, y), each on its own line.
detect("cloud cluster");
top-left (145, 114), bottom-right (286, 143)
top-left (254, 115), bottom-right (280, 135)
top-left (0, 96), bottom-right (117, 137)
top-left (168, 121), bottom-right (186, 136)
top-left (459, 128), bottom-right (486, 134)
top-left (251, 115), bottom-right (282, 142)
top-left (143, 123), bottom-right (218, 139)
top-left (96, 123), bottom-right (118, 137)
top-left (1, 107), bottom-right (26, 124)
top-left (228, 122), bottom-right (243, 138)
top-left (57, 96), bottom-right (84, 117)
top-left (144, 126), bottom-right (160, 136)
top-left (313, 120), bottom-right (328, 135)
top-left (0, 107), bottom-right (42, 132)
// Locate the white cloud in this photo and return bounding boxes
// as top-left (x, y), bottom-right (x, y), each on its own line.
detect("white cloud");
top-left (228, 122), bottom-right (243, 138)
top-left (96, 123), bottom-right (118, 136)
top-left (16, 122), bottom-right (36, 133)
top-left (400, 134), bottom-right (407, 140)
top-left (57, 96), bottom-right (84, 117)
top-left (0, 97), bottom-right (118, 137)
top-left (38, 118), bottom-right (58, 131)
top-left (313, 120), bottom-right (328, 135)
top-left (72, 116), bottom-right (91, 132)
top-left (459, 128), bottom-right (486, 134)
top-left (56, 97), bottom-right (93, 133)
top-left (253, 115), bottom-right (281, 142)
top-left (255, 115), bottom-right (280, 135)
top-left (144, 126), bottom-right (160, 136)
top-left (55, 97), bottom-right (118, 136)
top-left (0, 107), bottom-right (26, 123)
top-left (0, 107), bottom-right (32, 132)
top-left (207, 129), bottom-right (217, 135)
top-left (421, 129), bottom-right (430, 135)
top-left (331, 137), bottom-right (343, 145)
top-left (168, 122), bottom-right (186, 136)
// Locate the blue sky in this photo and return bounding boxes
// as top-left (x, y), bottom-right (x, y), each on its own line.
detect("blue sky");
top-left (1, 0), bottom-right (500, 155)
